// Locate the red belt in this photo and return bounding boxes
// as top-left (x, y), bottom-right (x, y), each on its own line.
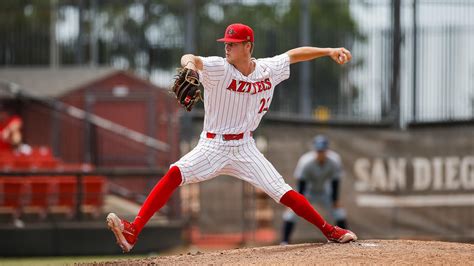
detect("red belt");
top-left (206, 132), bottom-right (252, 141)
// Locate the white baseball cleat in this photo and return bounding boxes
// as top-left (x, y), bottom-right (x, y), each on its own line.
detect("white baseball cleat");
top-left (106, 213), bottom-right (138, 253)
top-left (325, 226), bottom-right (357, 243)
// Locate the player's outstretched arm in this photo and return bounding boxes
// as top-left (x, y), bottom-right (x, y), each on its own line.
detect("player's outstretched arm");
top-left (286, 47), bottom-right (352, 65)
top-left (180, 54), bottom-right (204, 71)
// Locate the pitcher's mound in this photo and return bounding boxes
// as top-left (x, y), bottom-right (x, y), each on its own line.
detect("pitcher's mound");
top-left (87, 240), bottom-right (473, 265)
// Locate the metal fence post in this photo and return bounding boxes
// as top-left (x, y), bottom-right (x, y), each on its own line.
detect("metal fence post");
top-left (299, 0), bottom-right (311, 117)
top-left (391, 0), bottom-right (402, 128)
top-left (75, 174), bottom-right (83, 221)
top-left (412, 0), bottom-right (418, 122)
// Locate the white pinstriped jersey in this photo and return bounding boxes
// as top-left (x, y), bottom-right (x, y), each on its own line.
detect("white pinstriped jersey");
top-left (172, 53), bottom-right (293, 202)
top-left (198, 53), bottom-right (290, 134)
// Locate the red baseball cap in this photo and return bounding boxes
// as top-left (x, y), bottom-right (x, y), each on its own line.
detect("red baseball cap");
top-left (217, 23), bottom-right (254, 43)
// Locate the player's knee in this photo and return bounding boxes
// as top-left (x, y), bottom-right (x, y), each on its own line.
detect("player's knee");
top-left (166, 165), bottom-right (183, 186)
top-left (280, 190), bottom-right (309, 216)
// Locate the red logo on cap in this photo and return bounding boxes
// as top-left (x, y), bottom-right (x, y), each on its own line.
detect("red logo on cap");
top-left (217, 23), bottom-right (254, 43)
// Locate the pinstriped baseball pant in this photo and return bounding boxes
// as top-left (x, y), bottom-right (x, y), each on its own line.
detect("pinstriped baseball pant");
top-left (171, 136), bottom-right (293, 202)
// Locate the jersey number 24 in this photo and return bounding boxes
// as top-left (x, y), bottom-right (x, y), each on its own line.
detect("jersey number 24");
top-left (259, 97), bottom-right (271, 114)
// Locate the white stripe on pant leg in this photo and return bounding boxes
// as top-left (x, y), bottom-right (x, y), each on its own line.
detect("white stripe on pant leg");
top-left (173, 140), bottom-right (227, 184)
top-left (239, 142), bottom-right (275, 185)
top-left (233, 141), bottom-right (291, 202)
top-left (173, 152), bottom-right (211, 184)
top-left (243, 141), bottom-right (291, 199)
top-left (238, 142), bottom-right (283, 200)
top-left (225, 145), bottom-right (274, 195)
top-left (244, 141), bottom-right (287, 193)
top-left (224, 160), bottom-right (265, 190)
top-left (171, 142), bottom-right (207, 184)
top-left (190, 139), bottom-right (233, 183)
top-left (190, 145), bottom-right (221, 176)
top-left (193, 143), bottom-right (230, 182)
top-left (217, 146), bottom-right (241, 178)
top-left (232, 144), bottom-right (272, 186)
top-left (183, 146), bottom-right (215, 178)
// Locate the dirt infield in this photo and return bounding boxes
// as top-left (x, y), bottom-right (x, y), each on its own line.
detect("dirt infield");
top-left (87, 240), bottom-right (473, 265)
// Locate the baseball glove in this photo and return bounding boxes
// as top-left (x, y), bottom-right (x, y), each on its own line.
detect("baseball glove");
top-left (171, 67), bottom-right (202, 111)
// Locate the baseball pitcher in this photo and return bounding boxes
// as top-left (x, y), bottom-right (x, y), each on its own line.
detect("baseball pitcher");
top-left (107, 23), bottom-right (357, 253)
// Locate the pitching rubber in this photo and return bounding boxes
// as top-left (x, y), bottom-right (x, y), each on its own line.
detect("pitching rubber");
top-left (106, 213), bottom-right (134, 253)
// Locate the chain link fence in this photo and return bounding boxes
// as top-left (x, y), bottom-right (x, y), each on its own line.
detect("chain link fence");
top-left (2, 0), bottom-right (473, 126)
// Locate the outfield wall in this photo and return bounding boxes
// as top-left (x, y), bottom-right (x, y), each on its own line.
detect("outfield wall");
top-left (190, 118), bottom-right (474, 243)
top-left (260, 122), bottom-right (473, 242)
top-left (0, 221), bottom-right (183, 256)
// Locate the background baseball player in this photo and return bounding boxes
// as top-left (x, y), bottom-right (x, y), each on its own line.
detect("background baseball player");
top-left (281, 135), bottom-right (349, 245)
top-left (106, 23), bottom-right (357, 253)
top-left (0, 108), bottom-right (23, 152)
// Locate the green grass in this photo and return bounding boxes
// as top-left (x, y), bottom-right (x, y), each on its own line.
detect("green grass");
top-left (0, 255), bottom-right (152, 266)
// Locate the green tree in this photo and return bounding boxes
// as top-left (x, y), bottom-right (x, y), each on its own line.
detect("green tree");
top-left (0, 0), bottom-right (362, 117)
top-left (0, 0), bottom-right (51, 65)
top-left (194, 0), bottom-right (362, 115)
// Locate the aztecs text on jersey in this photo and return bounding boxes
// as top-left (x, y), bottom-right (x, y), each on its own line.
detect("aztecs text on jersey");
top-left (198, 53), bottom-right (290, 134)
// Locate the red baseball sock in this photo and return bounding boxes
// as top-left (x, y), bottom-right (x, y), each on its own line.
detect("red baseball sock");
top-left (280, 190), bottom-right (334, 235)
top-left (133, 166), bottom-right (182, 235)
